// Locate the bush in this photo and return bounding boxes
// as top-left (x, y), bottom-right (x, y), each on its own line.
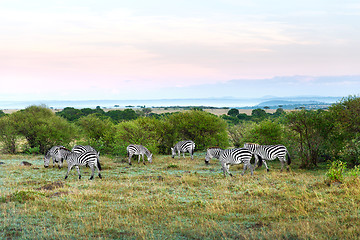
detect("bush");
top-left (112, 117), bottom-right (166, 156)
top-left (167, 110), bottom-right (229, 151)
top-left (12, 105), bottom-right (77, 154)
top-left (326, 160), bottom-right (346, 183)
top-left (0, 115), bottom-right (18, 153)
top-left (76, 114), bottom-right (116, 154)
top-left (227, 108), bottom-right (239, 117)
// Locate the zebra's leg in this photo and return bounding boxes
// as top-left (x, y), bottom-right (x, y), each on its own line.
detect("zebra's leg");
top-left (75, 166), bottom-right (81, 179)
top-left (138, 154), bottom-right (141, 164)
top-left (254, 155), bottom-right (259, 168)
top-left (89, 165), bottom-right (95, 180)
top-left (220, 162), bottom-right (226, 177)
top-left (226, 164), bottom-right (233, 177)
top-left (65, 165), bottom-right (74, 180)
top-left (128, 154), bottom-right (133, 165)
top-left (280, 158), bottom-right (285, 172)
top-left (263, 160), bottom-right (269, 172)
top-left (241, 163), bottom-right (247, 176)
top-left (249, 162), bottom-right (254, 176)
top-left (142, 154), bottom-right (146, 165)
top-left (96, 164), bottom-right (102, 179)
top-left (57, 157), bottom-right (62, 169)
top-left (222, 162), bottom-right (232, 177)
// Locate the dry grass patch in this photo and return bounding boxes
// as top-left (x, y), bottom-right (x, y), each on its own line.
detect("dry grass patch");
top-left (1, 154), bottom-right (360, 239)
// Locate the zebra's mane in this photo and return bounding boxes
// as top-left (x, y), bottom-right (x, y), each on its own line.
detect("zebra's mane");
top-left (58, 146), bottom-right (72, 152)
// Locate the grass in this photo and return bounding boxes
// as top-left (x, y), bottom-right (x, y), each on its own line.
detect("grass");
top-left (1, 153), bottom-right (360, 239)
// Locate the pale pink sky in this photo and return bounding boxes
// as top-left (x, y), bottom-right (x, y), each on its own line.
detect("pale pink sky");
top-left (1, 0), bottom-right (360, 101)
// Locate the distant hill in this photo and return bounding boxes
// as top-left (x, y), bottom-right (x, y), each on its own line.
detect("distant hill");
top-left (255, 100), bottom-right (332, 109)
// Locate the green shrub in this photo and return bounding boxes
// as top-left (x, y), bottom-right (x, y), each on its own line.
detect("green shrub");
top-left (347, 165), bottom-right (360, 177)
top-left (326, 160), bottom-right (347, 182)
top-left (168, 110), bottom-right (229, 151)
top-left (12, 105), bottom-right (77, 154)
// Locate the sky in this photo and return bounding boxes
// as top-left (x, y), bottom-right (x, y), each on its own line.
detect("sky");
top-left (1, 0), bottom-right (360, 101)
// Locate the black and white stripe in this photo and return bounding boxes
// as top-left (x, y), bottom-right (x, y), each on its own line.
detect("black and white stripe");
top-left (44, 145), bottom-right (65, 168)
top-left (126, 144), bottom-right (153, 165)
top-left (58, 147), bottom-right (102, 180)
top-left (219, 148), bottom-right (254, 177)
top-left (171, 140), bottom-right (195, 160)
top-left (243, 143), bottom-right (291, 171)
top-left (205, 147), bottom-right (224, 165)
top-left (72, 145), bottom-right (97, 154)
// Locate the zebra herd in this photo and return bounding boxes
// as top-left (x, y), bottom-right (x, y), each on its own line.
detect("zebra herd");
top-left (44, 145), bottom-right (101, 180)
top-left (205, 143), bottom-right (291, 177)
top-left (44, 140), bottom-right (291, 179)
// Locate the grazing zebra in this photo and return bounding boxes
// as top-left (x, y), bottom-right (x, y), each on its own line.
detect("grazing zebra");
top-left (58, 147), bottom-right (102, 180)
top-left (219, 148), bottom-right (254, 177)
top-left (243, 143), bottom-right (291, 172)
top-left (44, 145), bottom-right (65, 168)
top-left (72, 145), bottom-right (98, 154)
top-left (126, 144), bottom-right (153, 165)
top-left (171, 140), bottom-right (196, 160)
top-left (205, 147), bottom-right (224, 165)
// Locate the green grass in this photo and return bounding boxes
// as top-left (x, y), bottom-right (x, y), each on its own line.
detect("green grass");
top-left (1, 153), bottom-right (360, 239)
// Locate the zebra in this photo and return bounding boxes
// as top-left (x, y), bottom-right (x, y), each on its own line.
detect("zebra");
top-left (58, 147), bottom-right (102, 180)
top-left (72, 145), bottom-right (98, 154)
top-left (219, 148), bottom-right (254, 177)
top-left (44, 145), bottom-right (65, 168)
top-left (126, 144), bottom-right (153, 165)
top-left (243, 143), bottom-right (291, 172)
top-left (171, 140), bottom-right (195, 160)
top-left (205, 147), bottom-right (224, 165)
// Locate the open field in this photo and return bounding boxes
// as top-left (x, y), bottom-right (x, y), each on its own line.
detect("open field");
top-left (1, 153), bottom-right (360, 239)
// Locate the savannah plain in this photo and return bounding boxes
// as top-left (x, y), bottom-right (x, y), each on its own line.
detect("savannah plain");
top-left (1, 152), bottom-right (360, 239)
top-left (1, 102), bottom-right (360, 240)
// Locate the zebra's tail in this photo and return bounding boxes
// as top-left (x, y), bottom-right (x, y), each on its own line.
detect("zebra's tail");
top-left (286, 151), bottom-right (291, 165)
top-left (97, 158), bottom-right (102, 171)
top-left (257, 155), bottom-right (263, 167)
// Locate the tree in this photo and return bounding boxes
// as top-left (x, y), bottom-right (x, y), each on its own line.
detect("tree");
top-left (0, 115), bottom-right (18, 153)
top-left (0, 110), bottom-right (6, 118)
top-left (113, 117), bottom-right (167, 156)
top-left (77, 114), bottom-right (115, 153)
top-left (285, 109), bottom-right (334, 168)
top-left (227, 108), bottom-right (239, 117)
top-left (167, 110), bottom-right (229, 151)
top-left (12, 105), bottom-right (76, 154)
top-left (328, 96), bottom-right (360, 166)
top-left (251, 108), bottom-right (268, 121)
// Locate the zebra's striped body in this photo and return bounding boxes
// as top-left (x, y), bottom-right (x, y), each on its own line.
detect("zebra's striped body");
top-left (58, 147), bottom-right (102, 180)
top-left (171, 140), bottom-right (195, 160)
top-left (126, 144), bottom-right (153, 165)
top-left (219, 148), bottom-right (254, 177)
top-left (205, 147), bottom-right (224, 165)
top-left (243, 143), bottom-right (291, 172)
top-left (44, 145), bottom-right (65, 168)
top-left (72, 145), bottom-right (97, 154)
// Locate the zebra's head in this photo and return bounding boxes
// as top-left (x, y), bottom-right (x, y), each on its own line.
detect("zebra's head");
top-left (171, 147), bottom-right (175, 158)
top-left (148, 154), bottom-right (153, 163)
top-left (205, 151), bottom-right (211, 165)
top-left (44, 153), bottom-right (51, 168)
